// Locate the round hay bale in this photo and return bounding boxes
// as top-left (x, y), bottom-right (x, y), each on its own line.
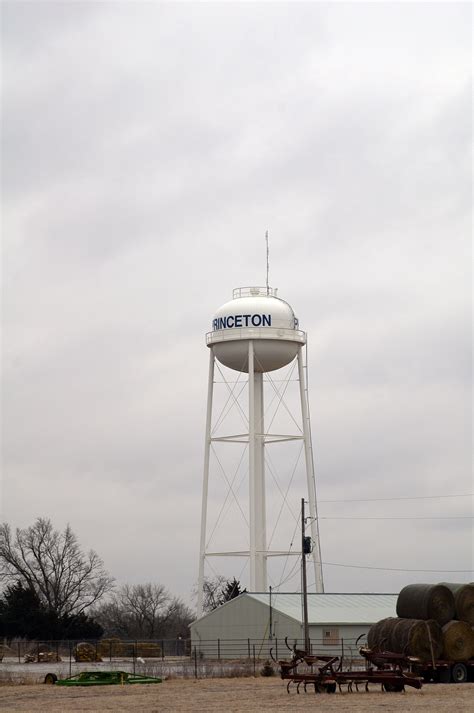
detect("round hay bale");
top-left (74, 642), bottom-right (102, 662)
top-left (378, 617), bottom-right (399, 650)
top-left (440, 583), bottom-right (474, 624)
top-left (390, 618), bottom-right (442, 660)
top-left (367, 617), bottom-right (398, 651)
top-left (442, 620), bottom-right (474, 661)
top-left (390, 618), bottom-right (412, 653)
top-left (367, 623), bottom-right (377, 650)
top-left (396, 584), bottom-right (455, 625)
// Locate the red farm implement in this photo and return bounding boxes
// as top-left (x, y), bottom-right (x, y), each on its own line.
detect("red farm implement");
top-left (273, 638), bottom-right (423, 694)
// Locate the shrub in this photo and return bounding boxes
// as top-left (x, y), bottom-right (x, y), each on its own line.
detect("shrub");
top-left (260, 659), bottom-right (275, 677)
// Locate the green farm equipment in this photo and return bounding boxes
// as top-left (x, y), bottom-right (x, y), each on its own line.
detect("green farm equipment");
top-left (44, 671), bottom-right (162, 686)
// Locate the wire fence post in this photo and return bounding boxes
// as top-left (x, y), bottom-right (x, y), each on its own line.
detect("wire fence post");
top-left (193, 646), bottom-right (198, 679)
top-left (247, 638), bottom-right (250, 660)
top-left (69, 642), bottom-right (72, 677)
top-left (109, 640), bottom-right (112, 663)
top-left (161, 640), bottom-right (164, 660)
top-left (275, 638), bottom-right (278, 661)
top-left (253, 644), bottom-right (256, 677)
top-left (217, 638), bottom-right (220, 660)
top-left (133, 641), bottom-right (137, 674)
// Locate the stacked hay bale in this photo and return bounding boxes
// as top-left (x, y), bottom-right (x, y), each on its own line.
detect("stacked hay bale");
top-left (442, 620), bottom-right (473, 661)
top-left (440, 583), bottom-right (474, 625)
top-left (396, 583), bottom-right (455, 625)
top-left (439, 583), bottom-right (474, 661)
top-left (367, 616), bottom-right (442, 659)
top-left (96, 639), bottom-right (161, 659)
top-left (136, 642), bottom-right (161, 658)
top-left (368, 582), bottom-right (474, 662)
top-left (97, 638), bottom-right (126, 659)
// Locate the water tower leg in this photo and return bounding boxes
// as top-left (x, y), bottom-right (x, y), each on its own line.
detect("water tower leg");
top-left (254, 370), bottom-right (267, 591)
top-left (248, 343), bottom-right (267, 592)
top-left (297, 347), bottom-right (324, 593)
top-left (197, 350), bottom-right (215, 616)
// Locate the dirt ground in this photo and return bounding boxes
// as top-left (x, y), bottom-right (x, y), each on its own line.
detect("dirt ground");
top-left (0, 678), bottom-right (472, 712)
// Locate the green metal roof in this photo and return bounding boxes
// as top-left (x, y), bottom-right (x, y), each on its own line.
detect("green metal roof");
top-left (246, 592), bottom-right (398, 624)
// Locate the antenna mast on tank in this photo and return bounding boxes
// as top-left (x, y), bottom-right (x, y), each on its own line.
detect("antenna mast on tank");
top-left (265, 230), bottom-right (270, 295)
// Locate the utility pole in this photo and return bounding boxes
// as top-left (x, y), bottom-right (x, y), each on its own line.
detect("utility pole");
top-left (269, 585), bottom-right (273, 639)
top-left (301, 498), bottom-right (310, 653)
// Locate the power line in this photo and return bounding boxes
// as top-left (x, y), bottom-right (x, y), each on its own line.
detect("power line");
top-left (320, 516), bottom-right (472, 520)
top-left (273, 556), bottom-right (302, 589)
top-left (319, 493), bottom-right (473, 503)
top-left (314, 562), bottom-right (473, 573)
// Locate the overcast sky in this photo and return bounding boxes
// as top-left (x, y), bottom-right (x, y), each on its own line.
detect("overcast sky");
top-left (1, 1), bottom-right (472, 609)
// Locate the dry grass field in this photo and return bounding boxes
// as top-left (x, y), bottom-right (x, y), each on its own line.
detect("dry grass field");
top-left (0, 678), bottom-right (473, 712)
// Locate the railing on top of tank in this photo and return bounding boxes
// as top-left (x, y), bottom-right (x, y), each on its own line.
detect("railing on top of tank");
top-left (232, 287), bottom-right (278, 299)
top-left (206, 327), bottom-right (306, 345)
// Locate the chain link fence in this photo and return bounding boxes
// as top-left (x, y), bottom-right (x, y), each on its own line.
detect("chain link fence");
top-left (0, 636), bottom-right (366, 683)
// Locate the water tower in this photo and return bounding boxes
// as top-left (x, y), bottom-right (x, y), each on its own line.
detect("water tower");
top-left (197, 286), bottom-right (324, 615)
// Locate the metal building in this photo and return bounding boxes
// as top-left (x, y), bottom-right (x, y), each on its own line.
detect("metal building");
top-left (190, 592), bottom-right (397, 659)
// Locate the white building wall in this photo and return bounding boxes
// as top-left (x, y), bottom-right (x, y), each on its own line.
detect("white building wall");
top-left (308, 624), bottom-right (370, 660)
top-left (190, 596), bottom-right (371, 660)
top-left (191, 595), bottom-right (300, 659)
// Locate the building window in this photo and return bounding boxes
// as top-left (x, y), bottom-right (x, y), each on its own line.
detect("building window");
top-left (323, 628), bottom-right (340, 645)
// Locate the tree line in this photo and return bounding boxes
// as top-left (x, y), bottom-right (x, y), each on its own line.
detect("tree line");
top-left (0, 518), bottom-right (243, 642)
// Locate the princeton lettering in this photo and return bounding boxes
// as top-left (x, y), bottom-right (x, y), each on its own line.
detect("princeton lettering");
top-left (212, 314), bottom-right (272, 330)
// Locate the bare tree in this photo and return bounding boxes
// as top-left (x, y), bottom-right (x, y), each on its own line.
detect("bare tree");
top-left (0, 518), bottom-right (114, 618)
top-left (119, 584), bottom-right (169, 638)
top-left (199, 576), bottom-right (245, 612)
top-left (91, 597), bottom-right (127, 637)
top-left (94, 583), bottom-right (194, 639)
top-left (162, 598), bottom-right (194, 639)
top-left (201, 575), bottom-right (227, 612)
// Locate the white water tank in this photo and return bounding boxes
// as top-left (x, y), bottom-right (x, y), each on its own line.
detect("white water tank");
top-left (206, 287), bottom-right (306, 373)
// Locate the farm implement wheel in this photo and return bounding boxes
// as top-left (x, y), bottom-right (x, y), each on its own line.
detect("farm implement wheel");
top-left (451, 663), bottom-right (468, 683)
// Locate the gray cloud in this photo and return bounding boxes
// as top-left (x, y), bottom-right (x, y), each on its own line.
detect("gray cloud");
top-left (1, 2), bottom-right (471, 603)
